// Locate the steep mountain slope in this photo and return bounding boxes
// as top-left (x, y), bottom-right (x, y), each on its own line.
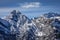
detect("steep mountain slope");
top-left (44, 13), bottom-right (60, 40)
top-left (0, 10), bottom-right (60, 40)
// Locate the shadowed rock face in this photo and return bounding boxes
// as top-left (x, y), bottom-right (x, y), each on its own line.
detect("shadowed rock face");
top-left (0, 10), bottom-right (60, 40)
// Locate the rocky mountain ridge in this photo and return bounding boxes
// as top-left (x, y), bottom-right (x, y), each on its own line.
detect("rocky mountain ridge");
top-left (0, 10), bottom-right (60, 40)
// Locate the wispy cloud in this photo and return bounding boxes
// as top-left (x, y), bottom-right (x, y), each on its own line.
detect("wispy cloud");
top-left (0, 2), bottom-right (40, 13)
top-left (20, 2), bottom-right (40, 9)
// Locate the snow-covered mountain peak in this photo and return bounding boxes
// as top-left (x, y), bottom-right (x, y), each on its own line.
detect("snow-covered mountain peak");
top-left (44, 12), bottom-right (60, 18)
top-left (0, 10), bottom-right (60, 40)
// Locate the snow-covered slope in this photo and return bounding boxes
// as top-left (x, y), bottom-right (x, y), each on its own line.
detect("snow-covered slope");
top-left (0, 10), bottom-right (60, 40)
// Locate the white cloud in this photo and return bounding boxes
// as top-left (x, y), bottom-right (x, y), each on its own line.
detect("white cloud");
top-left (20, 2), bottom-right (40, 9)
top-left (0, 2), bottom-right (40, 18)
top-left (0, 2), bottom-right (40, 13)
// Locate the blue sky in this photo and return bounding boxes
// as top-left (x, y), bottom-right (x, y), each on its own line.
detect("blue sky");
top-left (0, 0), bottom-right (60, 18)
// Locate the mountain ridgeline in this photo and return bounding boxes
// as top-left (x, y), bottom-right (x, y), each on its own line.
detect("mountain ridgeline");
top-left (0, 10), bottom-right (60, 40)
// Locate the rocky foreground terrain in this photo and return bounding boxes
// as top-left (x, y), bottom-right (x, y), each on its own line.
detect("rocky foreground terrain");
top-left (0, 10), bottom-right (60, 40)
